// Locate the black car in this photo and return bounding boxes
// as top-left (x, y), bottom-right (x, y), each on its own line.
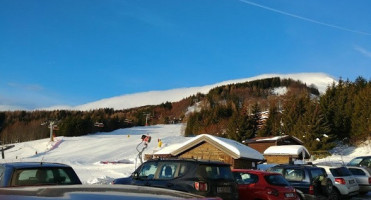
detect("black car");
top-left (113, 159), bottom-right (238, 200)
top-left (0, 162), bottom-right (82, 187)
top-left (267, 164), bottom-right (334, 200)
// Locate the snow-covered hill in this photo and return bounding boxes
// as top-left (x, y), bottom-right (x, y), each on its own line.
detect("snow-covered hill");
top-left (1, 124), bottom-right (370, 198)
top-left (43, 73), bottom-right (336, 111)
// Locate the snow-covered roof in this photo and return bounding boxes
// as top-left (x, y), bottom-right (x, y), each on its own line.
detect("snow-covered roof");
top-left (171, 134), bottom-right (264, 161)
top-left (263, 145), bottom-right (310, 159)
top-left (248, 135), bottom-right (303, 144)
top-left (153, 143), bottom-right (185, 155)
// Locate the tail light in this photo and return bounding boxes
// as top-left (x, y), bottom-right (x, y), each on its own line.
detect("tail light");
top-left (195, 182), bottom-right (208, 192)
top-left (368, 177), bottom-right (371, 184)
top-left (266, 187), bottom-right (279, 196)
top-left (309, 185), bottom-right (314, 195)
top-left (335, 178), bottom-right (346, 185)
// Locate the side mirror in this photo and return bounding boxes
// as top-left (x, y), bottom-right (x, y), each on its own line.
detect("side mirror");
top-left (132, 172), bottom-right (139, 179)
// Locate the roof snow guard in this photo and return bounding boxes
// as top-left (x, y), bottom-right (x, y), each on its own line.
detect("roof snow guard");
top-left (171, 134), bottom-right (264, 161)
top-left (263, 145), bottom-right (310, 159)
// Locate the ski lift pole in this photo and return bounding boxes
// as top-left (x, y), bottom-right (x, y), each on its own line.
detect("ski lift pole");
top-left (135, 135), bottom-right (151, 169)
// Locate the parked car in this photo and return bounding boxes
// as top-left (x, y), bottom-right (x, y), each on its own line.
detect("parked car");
top-left (347, 156), bottom-right (371, 170)
top-left (112, 159), bottom-right (238, 200)
top-left (267, 164), bottom-right (334, 200)
top-left (0, 184), bottom-right (222, 200)
top-left (232, 169), bottom-right (299, 200)
top-left (347, 166), bottom-right (371, 195)
top-left (317, 165), bottom-right (359, 199)
top-left (0, 162), bottom-right (82, 187)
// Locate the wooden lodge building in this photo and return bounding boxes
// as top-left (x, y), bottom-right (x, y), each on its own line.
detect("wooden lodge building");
top-left (150, 134), bottom-right (264, 169)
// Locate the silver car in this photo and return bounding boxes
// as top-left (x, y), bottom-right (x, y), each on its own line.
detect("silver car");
top-left (347, 166), bottom-right (371, 195)
top-left (317, 165), bottom-right (359, 199)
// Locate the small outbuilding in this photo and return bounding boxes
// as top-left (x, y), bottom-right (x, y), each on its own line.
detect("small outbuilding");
top-left (245, 135), bottom-right (303, 154)
top-left (152, 134), bottom-right (264, 169)
top-left (263, 145), bottom-right (310, 164)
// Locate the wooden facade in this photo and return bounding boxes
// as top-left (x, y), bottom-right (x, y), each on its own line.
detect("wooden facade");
top-left (265, 155), bottom-right (293, 164)
top-left (177, 142), bottom-right (256, 169)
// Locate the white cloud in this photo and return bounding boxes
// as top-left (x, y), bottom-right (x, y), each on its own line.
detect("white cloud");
top-left (354, 46), bottom-right (371, 58)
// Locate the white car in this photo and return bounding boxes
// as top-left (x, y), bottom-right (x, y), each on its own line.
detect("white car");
top-left (317, 165), bottom-right (359, 199)
top-left (347, 166), bottom-right (371, 195)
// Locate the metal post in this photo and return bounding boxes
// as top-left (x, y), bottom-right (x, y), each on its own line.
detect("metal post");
top-left (50, 121), bottom-right (54, 142)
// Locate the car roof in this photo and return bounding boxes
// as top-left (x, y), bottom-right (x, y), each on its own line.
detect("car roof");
top-left (1, 162), bottom-right (71, 169)
top-left (232, 169), bottom-right (281, 176)
top-left (272, 164), bottom-right (322, 169)
top-left (353, 156), bottom-right (371, 159)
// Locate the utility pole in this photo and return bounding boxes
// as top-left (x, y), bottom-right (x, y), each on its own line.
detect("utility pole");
top-left (143, 113), bottom-right (150, 126)
top-left (42, 120), bottom-right (58, 142)
top-left (49, 121), bottom-right (54, 142)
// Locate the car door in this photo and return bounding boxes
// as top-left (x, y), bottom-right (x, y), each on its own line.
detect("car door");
top-left (150, 162), bottom-right (179, 190)
top-left (234, 171), bottom-right (260, 200)
top-left (283, 168), bottom-right (309, 194)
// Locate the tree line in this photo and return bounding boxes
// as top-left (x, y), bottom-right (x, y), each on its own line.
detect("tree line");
top-left (185, 77), bottom-right (370, 151)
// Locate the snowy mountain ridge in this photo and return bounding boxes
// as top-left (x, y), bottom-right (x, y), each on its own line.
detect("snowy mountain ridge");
top-left (43, 73), bottom-right (336, 111)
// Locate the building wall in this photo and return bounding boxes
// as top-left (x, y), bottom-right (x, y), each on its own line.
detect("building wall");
top-left (265, 155), bottom-right (293, 164)
top-left (179, 142), bottom-right (233, 164)
top-left (247, 142), bottom-right (276, 154)
top-left (233, 159), bottom-right (256, 169)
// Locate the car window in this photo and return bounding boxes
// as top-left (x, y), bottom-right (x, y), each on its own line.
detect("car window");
top-left (284, 169), bottom-right (304, 181)
top-left (138, 162), bottom-right (158, 180)
top-left (233, 172), bottom-right (258, 184)
top-left (310, 168), bottom-right (325, 179)
top-left (178, 164), bottom-right (188, 177)
top-left (265, 174), bottom-right (290, 186)
top-left (0, 167), bottom-right (4, 182)
top-left (158, 163), bottom-right (178, 179)
top-left (198, 165), bottom-right (233, 180)
top-left (348, 158), bottom-right (363, 166)
top-left (359, 157), bottom-right (371, 168)
top-left (267, 167), bottom-right (283, 174)
top-left (348, 168), bottom-right (366, 176)
top-left (329, 167), bottom-right (352, 177)
top-left (11, 167), bottom-right (79, 186)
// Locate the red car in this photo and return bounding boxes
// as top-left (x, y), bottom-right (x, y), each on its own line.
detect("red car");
top-left (232, 169), bottom-right (299, 200)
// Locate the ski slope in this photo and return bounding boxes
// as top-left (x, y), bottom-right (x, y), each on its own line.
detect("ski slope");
top-left (0, 124), bottom-right (188, 184)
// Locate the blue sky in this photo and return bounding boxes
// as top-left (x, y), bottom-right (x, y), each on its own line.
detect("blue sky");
top-left (1, 0), bottom-right (370, 110)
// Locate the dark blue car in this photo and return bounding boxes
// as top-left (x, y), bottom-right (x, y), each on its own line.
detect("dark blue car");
top-left (0, 162), bottom-right (82, 187)
top-left (113, 159), bottom-right (238, 200)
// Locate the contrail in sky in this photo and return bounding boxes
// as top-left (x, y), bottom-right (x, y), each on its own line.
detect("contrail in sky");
top-left (239, 0), bottom-right (371, 36)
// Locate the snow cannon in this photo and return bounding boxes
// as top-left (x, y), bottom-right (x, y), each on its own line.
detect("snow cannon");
top-left (141, 135), bottom-right (151, 143)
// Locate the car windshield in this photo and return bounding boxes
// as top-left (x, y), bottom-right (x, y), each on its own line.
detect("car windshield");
top-left (264, 174), bottom-right (290, 186)
top-left (329, 167), bottom-right (352, 177)
top-left (198, 165), bottom-right (234, 180)
top-left (11, 167), bottom-right (80, 186)
top-left (348, 158), bottom-right (364, 166)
